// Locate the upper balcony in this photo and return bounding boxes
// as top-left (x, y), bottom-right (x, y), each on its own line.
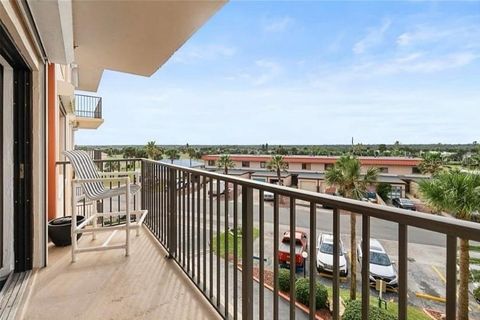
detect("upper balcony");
top-left (74, 94), bottom-right (104, 129)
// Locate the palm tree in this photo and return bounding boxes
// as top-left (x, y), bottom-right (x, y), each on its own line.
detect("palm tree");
top-left (420, 170), bottom-right (480, 320)
top-left (145, 141), bottom-right (161, 160)
top-left (325, 155), bottom-right (378, 300)
top-left (267, 155), bottom-right (288, 185)
top-left (217, 154), bottom-right (235, 174)
top-left (419, 153), bottom-right (444, 176)
top-left (165, 149), bottom-right (180, 164)
top-left (187, 147), bottom-right (198, 167)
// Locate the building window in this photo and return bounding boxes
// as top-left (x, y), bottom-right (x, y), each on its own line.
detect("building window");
top-left (412, 166), bottom-right (421, 174)
top-left (242, 161), bottom-right (250, 168)
top-left (325, 164), bottom-right (334, 170)
top-left (301, 163), bottom-right (311, 170)
top-left (379, 167), bottom-right (389, 173)
top-left (208, 160), bottom-right (215, 166)
top-left (260, 161), bottom-right (266, 168)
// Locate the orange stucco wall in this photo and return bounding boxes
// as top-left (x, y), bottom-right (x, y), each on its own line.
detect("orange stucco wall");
top-left (47, 64), bottom-right (56, 220)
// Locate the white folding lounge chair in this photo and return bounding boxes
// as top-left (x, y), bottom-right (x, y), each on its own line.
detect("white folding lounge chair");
top-left (64, 150), bottom-right (148, 262)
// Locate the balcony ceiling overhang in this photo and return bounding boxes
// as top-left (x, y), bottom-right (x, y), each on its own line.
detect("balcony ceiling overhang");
top-left (72, 0), bottom-right (226, 92)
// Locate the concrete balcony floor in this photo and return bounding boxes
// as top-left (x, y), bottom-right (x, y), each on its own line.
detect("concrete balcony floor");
top-left (20, 227), bottom-right (220, 320)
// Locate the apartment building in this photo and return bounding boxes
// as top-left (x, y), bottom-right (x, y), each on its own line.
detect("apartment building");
top-left (204, 154), bottom-right (424, 198)
top-left (0, 1), bottom-right (224, 318)
top-left (203, 154), bottom-right (422, 175)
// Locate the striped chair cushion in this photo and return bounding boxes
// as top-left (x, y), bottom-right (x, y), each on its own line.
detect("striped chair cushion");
top-left (64, 150), bottom-right (106, 200)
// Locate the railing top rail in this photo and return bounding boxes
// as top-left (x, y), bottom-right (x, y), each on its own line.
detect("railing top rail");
top-left (142, 158), bottom-right (480, 241)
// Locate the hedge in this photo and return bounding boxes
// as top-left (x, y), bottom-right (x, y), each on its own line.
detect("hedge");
top-left (342, 300), bottom-right (396, 320)
top-left (279, 268), bottom-right (291, 292)
top-left (295, 277), bottom-right (329, 309)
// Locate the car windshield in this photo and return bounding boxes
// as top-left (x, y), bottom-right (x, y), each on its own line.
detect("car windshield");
top-left (319, 243), bottom-right (342, 255)
top-left (370, 251), bottom-right (391, 266)
top-left (280, 238), bottom-right (303, 254)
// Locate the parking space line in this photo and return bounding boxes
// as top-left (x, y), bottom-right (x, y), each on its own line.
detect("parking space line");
top-left (432, 265), bottom-right (446, 284)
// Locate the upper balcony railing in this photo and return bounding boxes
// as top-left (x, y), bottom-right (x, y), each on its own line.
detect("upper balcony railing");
top-left (74, 94), bottom-right (102, 119)
top-left (56, 158), bottom-right (480, 320)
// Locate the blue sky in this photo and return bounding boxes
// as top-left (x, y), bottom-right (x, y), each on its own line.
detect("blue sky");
top-left (76, 1), bottom-right (480, 146)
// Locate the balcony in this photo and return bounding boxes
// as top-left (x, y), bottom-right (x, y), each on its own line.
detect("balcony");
top-left (74, 94), bottom-right (104, 129)
top-left (33, 159), bottom-right (480, 320)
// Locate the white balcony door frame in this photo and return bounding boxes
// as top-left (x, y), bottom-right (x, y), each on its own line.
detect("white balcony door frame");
top-left (0, 54), bottom-right (15, 279)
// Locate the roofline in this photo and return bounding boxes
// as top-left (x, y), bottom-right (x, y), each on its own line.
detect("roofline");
top-left (202, 154), bottom-right (422, 166)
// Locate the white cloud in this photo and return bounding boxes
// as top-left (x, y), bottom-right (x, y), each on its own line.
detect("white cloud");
top-left (263, 16), bottom-right (293, 33)
top-left (172, 44), bottom-right (236, 64)
top-left (252, 59), bottom-right (282, 85)
top-left (353, 19), bottom-right (391, 54)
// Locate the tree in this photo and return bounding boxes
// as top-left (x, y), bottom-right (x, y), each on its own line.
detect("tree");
top-left (216, 154), bottom-right (235, 174)
top-left (376, 182), bottom-right (392, 201)
top-left (419, 153), bottom-right (444, 176)
top-left (267, 155), bottom-right (288, 185)
top-left (463, 153), bottom-right (480, 170)
top-left (419, 170), bottom-right (480, 320)
top-left (325, 155), bottom-right (378, 300)
top-left (146, 141), bottom-right (161, 160)
top-left (165, 149), bottom-right (180, 164)
top-left (186, 147), bottom-right (198, 167)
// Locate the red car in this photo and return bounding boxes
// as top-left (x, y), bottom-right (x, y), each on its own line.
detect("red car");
top-left (278, 231), bottom-right (308, 269)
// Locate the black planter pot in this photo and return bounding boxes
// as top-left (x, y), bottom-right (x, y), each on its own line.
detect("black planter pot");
top-left (48, 216), bottom-right (86, 247)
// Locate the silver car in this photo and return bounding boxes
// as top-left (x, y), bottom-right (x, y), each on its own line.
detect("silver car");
top-left (316, 233), bottom-right (348, 276)
top-left (357, 238), bottom-right (397, 288)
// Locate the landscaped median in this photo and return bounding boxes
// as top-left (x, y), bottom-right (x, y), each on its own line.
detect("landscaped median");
top-left (211, 227), bottom-right (259, 260)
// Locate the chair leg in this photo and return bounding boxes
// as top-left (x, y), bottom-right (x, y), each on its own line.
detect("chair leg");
top-left (92, 200), bottom-right (98, 240)
top-left (71, 181), bottom-right (77, 263)
top-left (125, 181), bottom-right (131, 257)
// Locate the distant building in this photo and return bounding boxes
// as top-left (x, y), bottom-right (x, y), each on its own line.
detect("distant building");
top-left (203, 154), bottom-right (425, 198)
top-left (202, 154), bottom-right (422, 175)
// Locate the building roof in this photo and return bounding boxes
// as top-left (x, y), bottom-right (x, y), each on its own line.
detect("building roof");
top-left (202, 154), bottom-right (422, 166)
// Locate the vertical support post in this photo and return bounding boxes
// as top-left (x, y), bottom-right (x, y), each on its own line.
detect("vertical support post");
top-left (273, 193), bottom-right (279, 319)
top-left (398, 224), bottom-right (408, 320)
top-left (168, 168), bottom-right (177, 258)
top-left (309, 202), bottom-right (316, 319)
top-left (446, 235), bottom-right (457, 320)
top-left (241, 186), bottom-right (253, 320)
top-left (332, 208), bottom-right (340, 320)
top-left (361, 215), bottom-right (370, 320)
top-left (289, 197), bottom-right (296, 320)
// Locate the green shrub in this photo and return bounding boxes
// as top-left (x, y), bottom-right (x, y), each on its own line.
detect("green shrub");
top-left (295, 277), bottom-right (329, 309)
top-left (342, 300), bottom-right (396, 320)
top-left (279, 268), bottom-right (291, 292)
top-left (376, 183), bottom-right (392, 201)
top-left (474, 286), bottom-right (480, 302)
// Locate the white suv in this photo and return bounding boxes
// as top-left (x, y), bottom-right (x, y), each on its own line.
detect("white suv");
top-left (357, 238), bottom-right (398, 289)
top-left (316, 233), bottom-right (348, 277)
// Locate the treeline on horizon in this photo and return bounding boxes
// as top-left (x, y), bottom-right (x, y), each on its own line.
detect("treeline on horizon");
top-left (76, 142), bottom-right (480, 162)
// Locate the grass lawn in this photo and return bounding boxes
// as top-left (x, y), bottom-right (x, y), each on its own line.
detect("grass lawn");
top-left (211, 228), bottom-right (260, 259)
top-left (326, 287), bottom-right (430, 320)
top-left (471, 257), bottom-right (480, 265)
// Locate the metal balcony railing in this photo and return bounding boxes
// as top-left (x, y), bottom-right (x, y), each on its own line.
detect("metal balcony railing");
top-left (56, 158), bottom-right (480, 320)
top-left (74, 94), bottom-right (102, 119)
